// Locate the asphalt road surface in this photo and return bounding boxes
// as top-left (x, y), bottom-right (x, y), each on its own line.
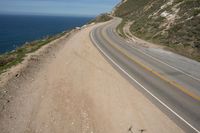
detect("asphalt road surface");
top-left (90, 18), bottom-right (200, 133)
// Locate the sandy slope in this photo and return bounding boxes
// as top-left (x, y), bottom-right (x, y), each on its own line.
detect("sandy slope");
top-left (0, 23), bottom-right (184, 133)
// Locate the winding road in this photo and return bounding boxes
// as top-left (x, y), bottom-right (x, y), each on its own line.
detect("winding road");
top-left (90, 18), bottom-right (200, 133)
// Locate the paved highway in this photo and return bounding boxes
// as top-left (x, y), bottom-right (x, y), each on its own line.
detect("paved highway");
top-left (90, 18), bottom-right (200, 133)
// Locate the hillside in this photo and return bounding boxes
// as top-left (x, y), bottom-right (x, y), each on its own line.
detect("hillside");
top-left (113, 0), bottom-right (200, 61)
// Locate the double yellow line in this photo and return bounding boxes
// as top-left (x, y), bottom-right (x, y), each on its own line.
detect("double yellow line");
top-left (99, 26), bottom-right (200, 101)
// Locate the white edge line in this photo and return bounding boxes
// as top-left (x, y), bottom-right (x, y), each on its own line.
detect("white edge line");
top-left (131, 45), bottom-right (200, 82)
top-left (112, 28), bottom-right (200, 82)
top-left (90, 30), bottom-right (200, 133)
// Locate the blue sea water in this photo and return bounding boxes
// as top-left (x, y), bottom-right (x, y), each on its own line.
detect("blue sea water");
top-left (0, 14), bottom-right (93, 54)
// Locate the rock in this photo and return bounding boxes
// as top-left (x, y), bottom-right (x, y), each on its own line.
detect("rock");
top-left (15, 73), bottom-right (20, 78)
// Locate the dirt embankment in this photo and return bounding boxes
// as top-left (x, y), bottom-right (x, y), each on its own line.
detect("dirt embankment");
top-left (0, 23), bottom-right (184, 133)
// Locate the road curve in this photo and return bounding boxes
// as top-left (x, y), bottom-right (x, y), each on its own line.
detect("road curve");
top-left (90, 18), bottom-right (200, 133)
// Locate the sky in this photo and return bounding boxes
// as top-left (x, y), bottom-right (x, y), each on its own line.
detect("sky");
top-left (0, 0), bottom-right (120, 17)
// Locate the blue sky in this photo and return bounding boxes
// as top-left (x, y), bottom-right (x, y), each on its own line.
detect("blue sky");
top-left (0, 0), bottom-right (120, 16)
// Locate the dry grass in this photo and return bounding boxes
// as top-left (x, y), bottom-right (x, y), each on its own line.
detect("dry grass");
top-left (0, 31), bottom-right (67, 74)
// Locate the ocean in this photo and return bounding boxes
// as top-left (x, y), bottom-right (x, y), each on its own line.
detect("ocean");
top-left (0, 14), bottom-right (93, 54)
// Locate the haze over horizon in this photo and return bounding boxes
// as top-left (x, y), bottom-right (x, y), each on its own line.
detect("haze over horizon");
top-left (0, 0), bottom-right (120, 17)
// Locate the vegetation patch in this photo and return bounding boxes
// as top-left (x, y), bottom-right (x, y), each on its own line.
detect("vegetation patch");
top-left (0, 31), bottom-right (67, 74)
top-left (114, 0), bottom-right (200, 61)
top-left (89, 13), bottom-right (113, 23)
top-left (116, 19), bottom-right (127, 38)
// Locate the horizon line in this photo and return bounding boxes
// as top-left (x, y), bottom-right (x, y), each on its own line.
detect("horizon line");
top-left (0, 12), bottom-right (98, 18)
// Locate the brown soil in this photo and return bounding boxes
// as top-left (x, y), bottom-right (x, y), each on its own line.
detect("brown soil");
top-left (0, 23), bottom-right (184, 133)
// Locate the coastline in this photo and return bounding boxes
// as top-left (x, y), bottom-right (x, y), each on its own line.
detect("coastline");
top-left (0, 31), bottom-right (68, 74)
top-left (0, 28), bottom-right (78, 90)
top-left (0, 14), bottom-right (94, 54)
top-left (0, 14), bottom-right (105, 85)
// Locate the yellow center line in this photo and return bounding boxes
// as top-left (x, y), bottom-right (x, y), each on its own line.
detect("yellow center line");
top-left (100, 27), bottom-right (200, 101)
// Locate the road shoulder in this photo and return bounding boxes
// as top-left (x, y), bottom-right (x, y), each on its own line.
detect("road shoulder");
top-left (0, 23), bottom-right (184, 133)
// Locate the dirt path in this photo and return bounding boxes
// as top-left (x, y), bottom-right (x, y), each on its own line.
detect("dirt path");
top-left (123, 21), bottom-right (164, 49)
top-left (0, 23), bottom-right (184, 133)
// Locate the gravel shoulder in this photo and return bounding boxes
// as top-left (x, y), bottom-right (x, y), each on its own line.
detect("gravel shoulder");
top-left (0, 23), bottom-right (184, 133)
